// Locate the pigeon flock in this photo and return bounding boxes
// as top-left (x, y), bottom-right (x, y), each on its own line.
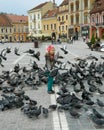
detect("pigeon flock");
top-left (0, 44), bottom-right (104, 129)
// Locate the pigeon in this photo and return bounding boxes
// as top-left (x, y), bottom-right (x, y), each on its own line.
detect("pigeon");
top-left (42, 107), bottom-right (49, 117)
top-left (86, 100), bottom-right (95, 106)
top-left (69, 108), bottom-right (81, 118)
top-left (54, 51), bottom-right (64, 60)
top-left (0, 49), bottom-right (7, 60)
top-left (92, 108), bottom-right (104, 119)
top-left (48, 104), bottom-right (57, 111)
top-left (24, 49), bottom-right (35, 54)
top-left (90, 114), bottom-right (104, 127)
top-left (14, 47), bottom-right (20, 56)
top-left (85, 54), bottom-right (98, 61)
top-left (97, 88), bottom-right (104, 95)
top-left (100, 55), bottom-right (104, 60)
top-left (58, 45), bottom-right (68, 54)
top-left (6, 47), bottom-right (11, 53)
top-left (0, 57), bottom-right (4, 67)
top-left (96, 99), bottom-right (104, 107)
top-left (29, 99), bottom-right (37, 106)
top-left (34, 105), bottom-right (42, 118)
top-left (31, 51), bottom-right (40, 61)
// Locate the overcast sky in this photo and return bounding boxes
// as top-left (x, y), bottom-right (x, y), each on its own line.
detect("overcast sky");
top-left (0, 0), bottom-right (62, 15)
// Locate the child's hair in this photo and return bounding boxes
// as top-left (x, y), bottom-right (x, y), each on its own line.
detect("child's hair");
top-left (47, 45), bottom-right (55, 52)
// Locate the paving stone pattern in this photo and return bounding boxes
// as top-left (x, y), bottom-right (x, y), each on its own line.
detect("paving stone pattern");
top-left (0, 40), bottom-right (104, 130)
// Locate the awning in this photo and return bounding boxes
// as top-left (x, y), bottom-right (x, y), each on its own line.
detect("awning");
top-left (33, 33), bottom-right (50, 37)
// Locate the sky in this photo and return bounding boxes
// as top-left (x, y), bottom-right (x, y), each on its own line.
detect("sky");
top-left (0, 0), bottom-right (62, 15)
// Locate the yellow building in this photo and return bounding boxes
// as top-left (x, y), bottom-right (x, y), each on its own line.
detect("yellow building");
top-left (57, 0), bottom-right (69, 39)
top-left (68, 0), bottom-right (95, 38)
top-left (0, 14), bottom-right (12, 42)
top-left (0, 14), bottom-right (28, 42)
top-left (7, 14), bottom-right (28, 42)
top-left (42, 8), bottom-right (58, 39)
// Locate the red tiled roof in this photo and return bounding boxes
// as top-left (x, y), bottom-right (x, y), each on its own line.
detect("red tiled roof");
top-left (42, 8), bottom-right (59, 19)
top-left (28, 2), bottom-right (48, 11)
top-left (59, 0), bottom-right (68, 6)
top-left (6, 14), bottom-right (28, 23)
top-left (58, 9), bottom-right (68, 14)
top-left (0, 14), bottom-right (12, 27)
top-left (90, 0), bottom-right (104, 14)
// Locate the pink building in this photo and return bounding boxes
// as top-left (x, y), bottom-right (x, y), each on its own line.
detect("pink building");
top-left (90, 0), bottom-right (104, 39)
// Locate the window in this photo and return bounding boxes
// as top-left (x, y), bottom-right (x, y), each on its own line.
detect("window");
top-left (84, 0), bottom-right (88, 9)
top-left (70, 4), bottom-right (74, 12)
top-left (92, 16), bottom-right (95, 23)
top-left (62, 26), bottom-right (64, 31)
top-left (18, 26), bottom-right (20, 33)
top-left (51, 24), bottom-right (53, 30)
top-left (62, 16), bottom-right (64, 21)
top-left (59, 26), bottom-right (61, 31)
top-left (76, 1), bottom-right (79, 11)
top-left (38, 23), bottom-right (40, 29)
top-left (1, 28), bottom-right (3, 33)
top-left (96, 15), bottom-right (98, 23)
top-left (71, 16), bottom-right (74, 24)
top-left (76, 15), bottom-right (79, 24)
top-left (6, 28), bottom-right (7, 33)
top-left (38, 14), bottom-right (40, 19)
top-left (66, 15), bottom-right (68, 20)
top-left (47, 25), bottom-right (49, 30)
top-left (84, 14), bottom-right (88, 24)
top-left (66, 25), bottom-right (67, 30)
top-left (22, 27), bottom-right (24, 33)
top-left (34, 14), bottom-right (36, 20)
top-left (103, 15), bottom-right (104, 23)
top-left (30, 15), bottom-right (32, 20)
top-left (54, 24), bottom-right (56, 30)
top-left (10, 28), bottom-right (12, 33)
top-left (44, 25), bottom-right (45, 30)
top-left (58, 16), bottom-right (61, 21)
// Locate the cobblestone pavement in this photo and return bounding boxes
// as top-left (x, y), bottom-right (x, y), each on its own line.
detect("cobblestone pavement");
top-left (0, 40), bottom-right (104, 130)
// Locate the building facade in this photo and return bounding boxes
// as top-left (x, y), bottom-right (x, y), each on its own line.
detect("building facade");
top-left (42, 8), bottom-right (58, 39)
top-left (0, 13), bottom-right (28, 42)
top-left (90, 0), bottom-right (104, 39)
top-left (28, 1), bottom-right (55, 38)
top-left (0, 14), bottom-right (12, 42)
top-left (57, 0), bottom-right (69, 39)
top-left (68, 0), bottom-right (94, 38)
top-left (7, 14), bottom-right (28, 42)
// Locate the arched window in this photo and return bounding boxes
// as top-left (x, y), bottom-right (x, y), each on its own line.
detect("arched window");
top-left (70, 3), bottom-right (74, 12)
top-left (71, 15), bottom-right (74, 25)
top-left (84, 0), bottom-right (88, 9)
top-left (76, 0), bottom-right (79, 11)
top-left (96, 15), bottom-right (99, 23)
top-left (84, 12), bottom-right (88, 24)
top-left (76, 14), bottom-right (79, 24)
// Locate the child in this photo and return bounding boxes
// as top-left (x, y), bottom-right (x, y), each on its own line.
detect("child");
top-left (45, 45), bottom-right (55, 94)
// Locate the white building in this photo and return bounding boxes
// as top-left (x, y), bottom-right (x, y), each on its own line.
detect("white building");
top-left (28, 1), bottom-right (55, 38)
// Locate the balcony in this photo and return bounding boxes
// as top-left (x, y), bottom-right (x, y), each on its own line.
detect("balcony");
top-left (96, 22), bottom-right (104, 26)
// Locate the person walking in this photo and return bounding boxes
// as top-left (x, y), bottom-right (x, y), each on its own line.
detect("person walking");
top-left (70, 36), bottom-right (73, 44)
top-left (45, 45), bottom-right (55, 94)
